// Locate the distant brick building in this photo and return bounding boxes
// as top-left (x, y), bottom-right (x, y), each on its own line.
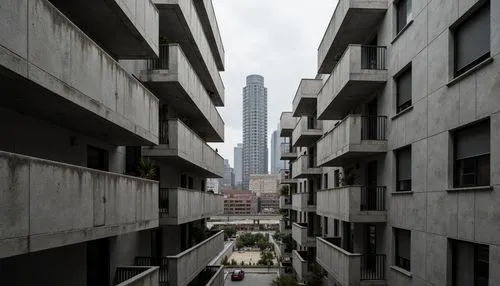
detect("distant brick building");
top-left (259, 192), bottom-right (279, 213)
top-left (222, 189), bottom-right (257, 215)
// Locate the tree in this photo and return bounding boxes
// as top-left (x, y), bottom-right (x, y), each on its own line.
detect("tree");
top-left (240, 260), bottom-right (245, 266)
top-left (272, 276), bottom-right (298, 286)
top-left (221, 256), bottom-right (228, 265)
top-left (223, 227), bottom-right (236, 240)
top-left (231, 259), bottom-right (237, 265)
top-left (137, 158), bottom-right (157, 180)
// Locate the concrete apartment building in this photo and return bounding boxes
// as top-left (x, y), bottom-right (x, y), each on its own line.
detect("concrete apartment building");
top-left (0, 0), bottom-right (225, 285)
top-left (242, 74), bottom-right (268, 189)
top-left (271, 127), bottom-right (285, 174)
top-left (223, 189), bottom-right (257, 215)
top-left (233, 143), bottom-right (243, 188)
top-left (279, 0), bottom-right (500, 285)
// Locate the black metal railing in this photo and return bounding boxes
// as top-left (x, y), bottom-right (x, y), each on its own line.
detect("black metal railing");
top-left (159, 188), bottom-right (169, 217)
top-left (360, 254), bottom-right (386, 280)
top-left (135, 257), bottom-right (168, 285)
top-left (361, 46), bottom-right (387, 70)
top-left (361, 116), bottom-right (387, 140)
top-left (114, 267), bottom-right (147, 285)
top-left (147, 44), bottom-right (169, 70)
top-left (360, 186), bottom-right (386, 211)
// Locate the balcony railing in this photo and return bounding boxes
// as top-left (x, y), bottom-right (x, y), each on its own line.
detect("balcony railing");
top-left (204, 266), bottom-right (224, 286)
top-left (148, 44), bottom-right (170, 70)
top-left (281, 143), bottom-right (296, 154)
top-left (360, 186), bottom-right (386, 211)
top-left (135, 257), bottom-right (168, 285)
top-left (316, 237), bottom-right (386, 285)
top-left (360, 46), bottom-right (387, 70)
top-left (360, 116), bottom-right (387, 141)
top-left (114, 266), bottom-right (159, 286)
top-left (292, 250), bottom-right (308, 282)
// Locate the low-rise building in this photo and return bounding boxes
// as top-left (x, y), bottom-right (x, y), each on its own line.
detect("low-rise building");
top-left (223, 189), bottom-right (257, 215)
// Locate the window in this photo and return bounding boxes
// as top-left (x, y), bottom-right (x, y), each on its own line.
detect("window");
top-left (396, 146), bottom-right (412, 192)
top-left (396, 0), bottom-right (412, 34)
top-left (452, 240), bottom-right (489, 286)
top-left (324, 217), bottom-right (328, 235)
top-left (453, 2), bottom-right (490, 77)
top-left (394, 228), bottom-right (411, 271)
top-left (87, 145), bottom-right (109, 171)
top-left (324, 174), bottom-right (328, 189)
top-left (454, 120), bottom-right (490, 187)
top-left (396, 67), bottom-right (412, 112)
top-left (333, 219), bottom-right (339, 237)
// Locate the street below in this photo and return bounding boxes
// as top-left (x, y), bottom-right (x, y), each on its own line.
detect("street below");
top-left (224, 268), bottom-right (277, 286)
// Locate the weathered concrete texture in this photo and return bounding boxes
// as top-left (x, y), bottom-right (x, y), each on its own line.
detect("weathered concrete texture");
top-left (192, 0), bottom-right (225, 71)
top-left (140, 44), bottom-right (224, 142)
top-left (153, 0), bottom-right (225, 106)
top-left (318, 0), bottom-right (388, 73)
top-left (317, 45), bottom-right (388, 120)
top-left (317, 115), bottom-right (387, 167)
top-left (292, 250), bottom-right (308, 282)
top-left (0, 0), bottom-right (159, 146)
top-left (292, 223), bottom-right (314, 247)
top-left (317, 187), bottom-right (387, 223)
top-left (292, 79), bottom-right (323, 117)
top-left (292, 116), bottom-right (323, 147)
top-left (159, 188), bottom-right (223, 225)
top-left (280, 112), bottom-right (298, 137)
top-left (46, 0), bottom-right (159, 59)
top-left (167, 230), bottom-right (224, 286)
top-left (0, 151), bottom-right (159, 259)
top-left (142, 119), bottom-right (224, 178)
top-left (292, 193), bottom-right (316, 212)
top-left (292, 155), bottom-right (322, 179)
top-left (316, 237), bottom-right (362, 286)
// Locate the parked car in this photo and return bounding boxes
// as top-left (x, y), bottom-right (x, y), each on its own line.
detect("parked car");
top-left (231, 269), bottom-right (245, 281)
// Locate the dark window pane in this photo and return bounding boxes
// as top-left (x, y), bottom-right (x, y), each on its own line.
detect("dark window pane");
top-left (397, 68), bottom-right (412, 112)
top-left (477, 155), bottom-right (490, 186)
top-left (396, 0), bottom-right (408, 33)
top-left (396, 146), bottom-right (412, 191)
top-left (395, 228), bottom-right (411, 271)
top-left (455, 2), bottom-right (490, 75)
top-left (456, 120), bottom-right (490, 160)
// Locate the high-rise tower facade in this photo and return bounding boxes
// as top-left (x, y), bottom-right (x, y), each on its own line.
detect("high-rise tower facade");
top-left (234, 143), bottom-right (243, 188)
top-left (242, 74), bottom-right (268, 189)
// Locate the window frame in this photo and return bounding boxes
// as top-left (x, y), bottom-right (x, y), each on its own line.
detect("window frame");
top-left (394, 228), bottom-right (411, 271)
top-left (396, 146), bottom-right (412, 192)
top-left (395, 67), bottom-right (412, 113)
top-left (451, 239), bottom-right (489, 286)
top-left (395, 0), bottom-right (412, 34)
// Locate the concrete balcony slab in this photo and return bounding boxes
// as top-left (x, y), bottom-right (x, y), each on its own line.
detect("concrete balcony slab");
top-left (292, 223), bottom-right (315, 248)
top-left (279, 195), bottom-right (292, 209)
top-left (142, 119), bottom-right (224, 178)
top-left (153, 0), bottom-right (224, 106)
top-left (0, 151), bottom-right (159, 259)
top-left (280, 143), bottom-right (298, 160)
top-left (140, 44), bottom-right (224, 142)
top-left (0, 0), bottom-right (159, 146)
top-left (318, 45), bottom-right (388, 120)
top-left (47, 0), bottom-right (159, 59)
top-left (318, 0), bottom-right (387, 74)
top-left (317, 114), bottom-right (387, 167)
top-left (292, 117), bottom-right (323, 147)
top-left (292, 155), bottom-right (322, 179)
top-left (158, 188), bottom-right (224, 225)
top-left (317, 186), bottom-right (387, 223)
top-left (292, 193), bottom-right (316, 212)
top-left (193, 0), bottom-right (225, 71)
top-left (280, 112), bottom-right (297, 137)
top-left (292, 79), bottom-right (323, 117)
top-left (292, 250), bottom-right (308, 283)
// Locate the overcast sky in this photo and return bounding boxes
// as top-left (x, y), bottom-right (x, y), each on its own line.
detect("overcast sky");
top-left (210, 0), bottom-right (338, 168)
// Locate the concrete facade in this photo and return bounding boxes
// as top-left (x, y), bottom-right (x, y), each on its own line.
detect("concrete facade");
top-left (234, 143), bottom-right (243, 188)
top-left (278, 0), bottom-right (500, 285)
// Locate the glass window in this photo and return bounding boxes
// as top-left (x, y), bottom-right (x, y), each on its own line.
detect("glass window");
top-left (396, 68), bottom-right (412, 112)
top-left (452, 240), bottom-right (489, 286)
top-left (396, 0), bottom-right (412, 34)
top-left (454, 2), bottom-right (490, 76)
top-left (395, 228), bottom-right (411, 271)
top-left (396, 146), bottom-right (412, 192)
top-left (454, 120), bottom-right (490, 187)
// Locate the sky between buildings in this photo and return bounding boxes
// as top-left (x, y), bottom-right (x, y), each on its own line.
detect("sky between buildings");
top-left (209, 0), bottom-right (338, 169)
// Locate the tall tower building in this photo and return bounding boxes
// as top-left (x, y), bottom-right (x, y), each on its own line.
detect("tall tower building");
top-left (234, 143), bottom-right (243, 188)
top-left (270, 126), bottom-right (283, 174)
top-left (242, 74), bottom-right (268, 189)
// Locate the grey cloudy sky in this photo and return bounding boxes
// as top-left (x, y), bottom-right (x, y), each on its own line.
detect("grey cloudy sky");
top-left (210, 0), bottom-right (338, 168)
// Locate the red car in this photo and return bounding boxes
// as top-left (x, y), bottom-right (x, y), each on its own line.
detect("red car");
top-left (231, 269), bottom-right (245, 281)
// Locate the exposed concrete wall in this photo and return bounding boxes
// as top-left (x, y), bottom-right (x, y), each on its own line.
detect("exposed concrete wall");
top-left (0, 243), bottom-right (87, 286)
top-left (280, 112), bottom-right (298, 135)
top-left (110, 231), bottom-right (153, 283)
top-left (292, 116), bottom-right (323, 147)
top-left (0, 0), bottom-right (159, 145)
top-left (0, 150), bottom-right (159, 259)
top-left (316, 237), bottom-right (361, 286)
top-left (292, 250), bottom-right (308, 282)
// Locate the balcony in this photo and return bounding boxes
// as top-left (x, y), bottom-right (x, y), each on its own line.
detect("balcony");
top-left (292, 223), bottom-right (315, 247)
top-left (317, 0), bottom-right (388, 73)
top-left (292, 193), bottom-right (316, 212)
top-left (318, 45), bottom-right (388, 120)
top-left (317, 115), bottom-right (387, 167)
top-left (317, 186), bottom-right (387, 223)
top-left (281, 143), bottom-right (298, 160)
top-left (280, 170), bottom-right (297, 184)
top-left (136, 231), bottom-right (223, 286)
top-left (292, 250), bottom-right (308, 283)
top-left (316, 237), bottom-right (386, 286)
top-left (140, 45), bottom-right (224, 142)
top-left (292, 155), bottom-right (322, 179)
top-left (153, 0), bottom-right (224, 105)
top-left (158, 188), bottom-right (224, 225)
top-left (292, 79), bottom-right (323, 117)
top-left (46, 0), bottom-right (159, 59)
top-left (0, 0), bottom-right (159, 146)
top-left (292, 117), bottom-right (323, 147)
top-left (280, 196), bottom-right (292, 209)
top-left (200, 266), bottom-right (224, 286)
top-left (114, 266), bottom-right (159, 286)
top-left (142, 119), bottom-right (224, 177)
top-left (280, 112), bottom-right (298, 137)
top-left (193, 0), bottom-right (225, 70)
top-left (0, 151), bottom-right (159, 259)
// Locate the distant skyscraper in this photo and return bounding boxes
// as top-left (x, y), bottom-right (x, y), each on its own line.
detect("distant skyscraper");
top-left (223, 159), bottom-right (233, 188)
top-left (234, 143), bottom-right (243, 188)
top-left (270, 126), bottom-right (284, 174)
top-left (242, 75), bottom-right (268, 189)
